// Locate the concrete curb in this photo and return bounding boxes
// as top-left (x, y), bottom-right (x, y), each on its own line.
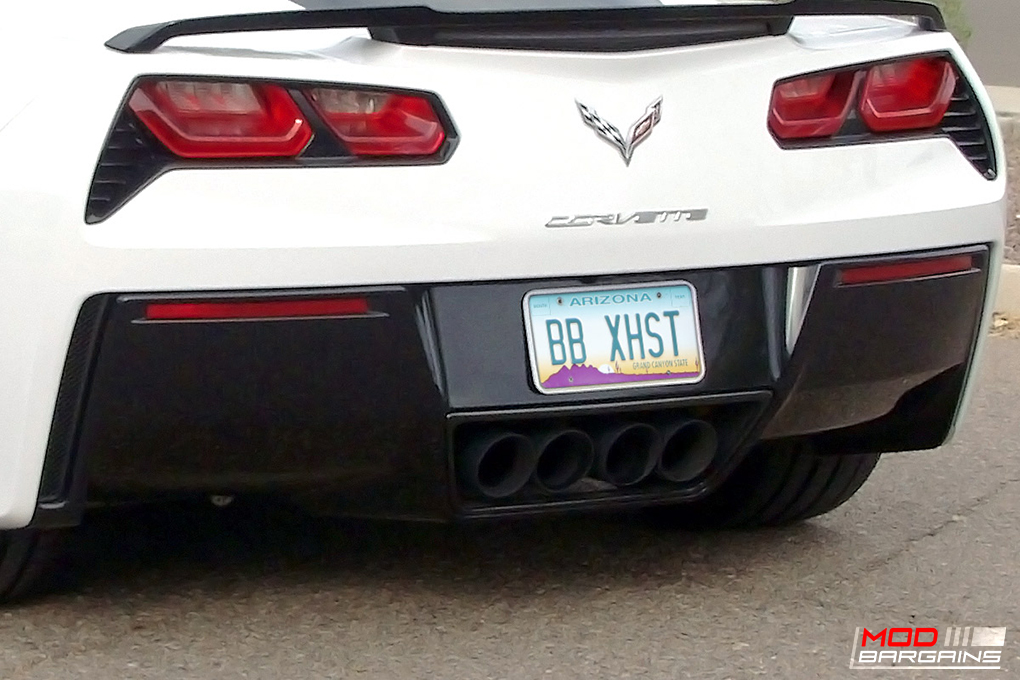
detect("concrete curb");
top-left (990, 86), bottom-right (1020, 141)
top-left (997, 265), bottom-right (1020, 317)
top-left (1001, 116), bottom-right (1018, 140)
top-left (990, 87), bottom-right (1019, 315)
top-left (997, 122), bottom-right (1018, 315)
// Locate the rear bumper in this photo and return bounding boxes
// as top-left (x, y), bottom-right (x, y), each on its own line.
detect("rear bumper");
top-left (29, 245), bottom-right (990, 528)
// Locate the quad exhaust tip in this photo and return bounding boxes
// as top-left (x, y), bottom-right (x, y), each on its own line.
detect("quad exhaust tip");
top-left (532, 428), bottom-right (595, 493)
top-left (593, 422), bottom-right (662, 488)
top-left (458, 431), bottom-right (537, 500)
top-left (656, 419), bottom-right (718, 483)
top-left (457, 417), bottom-right (721, 500)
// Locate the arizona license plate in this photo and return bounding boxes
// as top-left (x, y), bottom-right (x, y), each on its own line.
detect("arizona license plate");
top-left (524, 282), bottom-right (706, 395)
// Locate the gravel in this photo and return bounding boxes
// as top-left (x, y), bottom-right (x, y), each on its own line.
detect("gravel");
top-left (1005, 123), bottom-right (1020, 264)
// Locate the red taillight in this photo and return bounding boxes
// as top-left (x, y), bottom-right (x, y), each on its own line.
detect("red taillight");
top-left (307, 88), bottom-right (446, 156)
top-left (145, 298), bottom-right (371, 321)
top-left (129, 80), bottom-right (312, 158)
top-left (859, 57), bottom-right (957, 132)
top-left (838, 255), bottom-right (973, 286)
top-left (770, 56), bottom-right (959, 141)
top-left (768, 71), bottom-right (858, 140)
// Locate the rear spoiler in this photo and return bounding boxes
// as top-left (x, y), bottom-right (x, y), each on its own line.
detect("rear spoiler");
top-left (106, 0), bottom-right (946, 55)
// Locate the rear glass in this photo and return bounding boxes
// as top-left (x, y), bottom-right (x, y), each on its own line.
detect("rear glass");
top-left (291, 0), bottom-right (790, 10)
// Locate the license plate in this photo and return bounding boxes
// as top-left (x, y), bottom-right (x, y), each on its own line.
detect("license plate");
top-left (524, 282), bottom-right (706, 394)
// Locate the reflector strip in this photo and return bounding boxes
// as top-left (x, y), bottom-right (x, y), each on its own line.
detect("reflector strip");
top-left (838, 255), bottom-right (974, 286)
top-left (145, 298), bottom-right (371, 321)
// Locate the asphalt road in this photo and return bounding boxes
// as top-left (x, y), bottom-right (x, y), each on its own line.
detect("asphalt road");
top-left (961, 0), bottom-right (1020, 87)
top-left (2, 338), bottom-right (1019, 679)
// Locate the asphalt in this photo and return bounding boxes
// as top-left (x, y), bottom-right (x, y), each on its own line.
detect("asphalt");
top-left (1, 339), bottom-right (1019, 679)
top-left (960, 0), bottom-right (1020, 87)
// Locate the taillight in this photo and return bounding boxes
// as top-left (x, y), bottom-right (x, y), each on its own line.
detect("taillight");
top-left (88, 77), bottom-right (458, 222)
top-left (769, 72), bottom-right (858, 140)
top-left (859, 58), bottom-right (957, 132)
top-left (307, 88), bottom-right (446, 156)
top-left (128, 80), bottom-right (312, 158)
top-left (769, 56), bottom-right (959, 140)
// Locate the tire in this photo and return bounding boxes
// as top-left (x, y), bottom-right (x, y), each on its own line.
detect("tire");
top-left (0, 529), bottom-right (66, 603)
top-left (645, 440), bottom-right (881, 529)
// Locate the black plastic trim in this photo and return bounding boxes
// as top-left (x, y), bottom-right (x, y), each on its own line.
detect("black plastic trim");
top-left (370, 18), bottom-right (787, 52)
top-left (32, 296), bottom-right (111, 529)
top-left (429, 268), bottom-right (781, 410)
top-left (85, 76), bottom-right (460, 224)
top-left (105, 1), bottom-right (945, 54)
top-left (763, 245), bottom-right (988, 440)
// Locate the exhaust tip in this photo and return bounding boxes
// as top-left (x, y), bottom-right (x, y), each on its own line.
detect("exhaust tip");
top-left (594, 423), bottom-right (661, 487)
top-left (532, 429), bottom-right (595, 493)
top-left (657, 420), bottom-right (718, 483)
top-left (459, 431), bottom-right (536, 500)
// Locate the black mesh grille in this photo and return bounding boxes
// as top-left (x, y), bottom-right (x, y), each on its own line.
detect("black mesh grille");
top-left (85, 111), bottom-right (171, 224)
top-left (939, 76), bottom-right (997, 179)
top-left (38, 296), bottom-right (109, 502)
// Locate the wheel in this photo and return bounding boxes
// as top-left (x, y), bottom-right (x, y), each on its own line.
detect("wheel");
top-left (0, 529), bottom-right (66, 603)
top-left (645, 440), bottom-right (880, 529)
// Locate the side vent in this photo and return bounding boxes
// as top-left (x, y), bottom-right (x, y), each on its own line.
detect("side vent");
top-left (940, 77), bottom-right (997, 179)
top-left (86, 111), bottom-right (171, 224)
top-left (38, 296), bottom-right (109, 504)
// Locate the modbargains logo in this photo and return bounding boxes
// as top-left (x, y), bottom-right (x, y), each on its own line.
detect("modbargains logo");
top-left (850, 627), bottom-right (1007, 670)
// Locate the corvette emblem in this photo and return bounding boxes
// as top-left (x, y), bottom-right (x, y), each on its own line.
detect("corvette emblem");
top-left (576, 97), bottom-right (662, 166)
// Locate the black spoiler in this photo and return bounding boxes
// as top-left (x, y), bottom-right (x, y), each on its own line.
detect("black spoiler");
top-left (106, 0), bottom-right (946, 54)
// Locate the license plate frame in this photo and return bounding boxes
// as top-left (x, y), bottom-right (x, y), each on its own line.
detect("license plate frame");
top-left (523, 280), bottom-right (707, 395)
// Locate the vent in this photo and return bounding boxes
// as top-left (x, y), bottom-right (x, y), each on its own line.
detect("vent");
top-left (85, 111), bottom-right (172, 224)
top-left (939, 77), bottom-right (997, 179)
top-left (38, 296), bottom-right (109, 503)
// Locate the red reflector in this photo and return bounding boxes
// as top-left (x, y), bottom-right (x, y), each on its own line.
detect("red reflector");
top-left (307, 88), bottom-right (446, 156)
top-left (768, 71), bottom-right (858, 140)
top-left (859, 58), bottom-right (957, 132)
top-left (129, 80), bottom-right (312, 158)
top-left (145, 298), bottom-right (371, 321)
top-left (838, 255), bottom-right (973, 286)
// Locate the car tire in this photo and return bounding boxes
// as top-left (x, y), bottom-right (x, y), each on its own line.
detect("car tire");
top-left (0, 529), bottom-right (66, 603)
top-left (645, 440), bottom-right (880, 529)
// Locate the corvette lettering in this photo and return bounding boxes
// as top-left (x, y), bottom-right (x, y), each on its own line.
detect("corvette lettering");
top-left (546, 209), bottom-right (708, 228)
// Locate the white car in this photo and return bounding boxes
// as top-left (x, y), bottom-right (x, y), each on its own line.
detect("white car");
top-left (0, 0), bottom-right (1005, 601)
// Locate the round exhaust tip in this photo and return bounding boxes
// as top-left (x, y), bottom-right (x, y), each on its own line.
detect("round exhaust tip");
top-left (532, 429), bottom-right (595, 493)
top-left (459, 431), bottom-right (536, 500)
top-left (594, 423), bottom-right (662, 487)
top-left (657, 420), bottom-right (718, 483)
